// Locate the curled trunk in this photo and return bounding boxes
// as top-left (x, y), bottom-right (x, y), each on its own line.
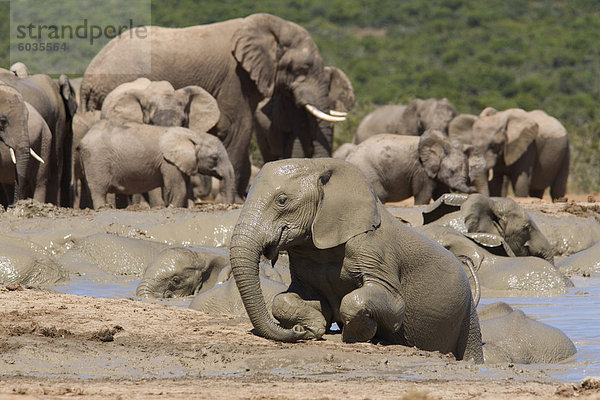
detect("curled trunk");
top-left (230, 218), bottom-right (305, 342)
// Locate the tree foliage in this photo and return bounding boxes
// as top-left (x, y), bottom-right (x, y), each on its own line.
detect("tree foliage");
top-left (1, 0), bottom-right (598, 192)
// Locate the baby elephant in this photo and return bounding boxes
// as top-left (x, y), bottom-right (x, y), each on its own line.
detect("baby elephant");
top-left (345, 130), bottom-right (484, 204)
top-left (77, 119), bottom-right (235, 208)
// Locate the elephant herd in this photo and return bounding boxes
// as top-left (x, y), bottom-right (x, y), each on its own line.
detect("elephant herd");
top-left (0, 13), bottom-right (590, 367)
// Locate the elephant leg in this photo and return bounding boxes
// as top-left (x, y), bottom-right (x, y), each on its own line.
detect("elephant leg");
top-left (271, 286), bottom-right (332, 339)
top-left (147, 187), bottom-right (165, 207)
top-left (339, 281), bottom-right (405, 343)
top-left (550, 147), bottom-right (569, 201)
top-left (161, 165), bottom-right (189, 207)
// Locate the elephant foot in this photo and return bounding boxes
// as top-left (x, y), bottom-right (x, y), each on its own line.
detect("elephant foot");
top-left (341, 308), bottom-right (377, 343)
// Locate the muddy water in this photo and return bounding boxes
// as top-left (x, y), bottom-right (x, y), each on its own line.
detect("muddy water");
top-left (51, 271), bottom-right (600, 383)
top-left (479, 275), bottom-right (600, 382)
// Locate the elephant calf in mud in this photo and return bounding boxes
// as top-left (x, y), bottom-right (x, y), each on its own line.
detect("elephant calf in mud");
top-left (229, 158), bottom-right (483, 363)
top-left (77, 119), bottom-right (236, 208)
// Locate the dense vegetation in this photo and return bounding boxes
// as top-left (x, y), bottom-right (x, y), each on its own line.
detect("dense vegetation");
top-left (1, 1), bottom-right (598, 193)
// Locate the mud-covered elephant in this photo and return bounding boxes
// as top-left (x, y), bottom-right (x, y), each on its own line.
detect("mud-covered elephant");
top-left (418, 225), bottom-right (573, 297)
top-left (479, 302), bottom-right (576, 364)
top-left (0, 101), bottom-right (52, 205)
top-left (344, 131), bottom-right (484, 204)
top-left (0, 69), bottom-right (77, 206)
top-left (254, 66), bottom-right (354, 162)
top-left (557, 241), bottom-right (600, 276)
top-left (136, 246), bottom-right (230, 298)
top-left (353, 98), bottom-right (457, 144)
top-left (423, 193), bottom-right (555, 264)
top-left (0, 235), bottom-right (66, 286)
top-left (229, 158), bottom-right (483, 362)
top-left (457, 107), bottom-right (569, 200)
top-left (80, 13), bottom-right (347, 198)
top-left (77, 119), bottom-right (235, 208)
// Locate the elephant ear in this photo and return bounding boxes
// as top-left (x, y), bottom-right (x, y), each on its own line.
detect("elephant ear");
top-left (178, 86), bottom-right (220, 133)
top-left (400, 99), bottom-right (423, 135)
top-left (101, 90), bottom-right (144, 122)
top-left (311, 160), bottom-right (381, 249)
top-left (418, 129), bottom-right (451, 179)
top-left (448, 114), bottom-right (477, 145)
top-left (325, 66), bottom-right (355, 112)
top-left (232, 14), bottom-right (280, 98)
top-left (503, 113), bottom-right (538, 166)
top-left (464, 232), bottom-right (515, 257)
top-left (159, 128), bottom-right (198, 176)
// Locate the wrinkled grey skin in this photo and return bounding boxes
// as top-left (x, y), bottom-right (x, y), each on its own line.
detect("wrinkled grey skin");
top-left (479, 302), bottom-right (576, 364)
top-left (423, 193), bottom-right (555, 264)
top-left (136, 246), bottom-right (230, 298)
top-left (418, 225), bottom-right (573, 297)
top-left (190, 276), bottom-right (287, 316)
top-left (254, 66), bottom-right (355, 162)
top-left (58, 233), bottom-right (169, 282)
top-left (354, 98), bottom-right (457, 144)
top-left (344, 131), bottom-right (483, 204)
top-left (332, 142), bottom-right (356, 160)
top-left (461, 194), bottom-right (555, 264)
top-left (230, 158), bottom-right (482, 362)
top-left (77, 120), bottom-right (236, 208)
top-left (0, 235), bottom-right (67, 286)
top-left (0, 102), bottom-right (52, 205)
top-left (463, 107), bottom-right (570, 200)
top-left (101, 78), bottom-right (220, 134)
top-left (0, 70), bottom-right (77, 206)
top-left (0, 82), bottom-right (33, 202)
top-left (81, 14), bottom-right (342, 199)
top-left (531, 212), bottom-right (600, 257)
top-left (557, 241), bottom-right (600, 276)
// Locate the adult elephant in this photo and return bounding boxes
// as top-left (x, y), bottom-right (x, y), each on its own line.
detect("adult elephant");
top-left (0, 83), bottom-right (34, 202)
top-left (80, 13), bottom-right (346, 198)
top-left (0, 101), bottom-right (52, 205)
top-left (0, 70), bottom-right (77, 206)
top-left (229, 158), bottom-right (483, 362)
top-left (353, 98), bottom-right (457, 144)
top-left (344, 131), bottom-right (484, 204)
top-left (464, 107), bottom-right (569, 200)
top-left (254, 66), bottom-right (354, 162)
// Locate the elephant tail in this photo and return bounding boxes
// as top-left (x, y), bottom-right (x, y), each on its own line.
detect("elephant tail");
top-left (456, 254), bottom-right (480, 307)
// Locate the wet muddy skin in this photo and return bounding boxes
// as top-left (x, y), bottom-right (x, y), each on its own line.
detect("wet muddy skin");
top-left (0, 199), bottom-right (599, 399)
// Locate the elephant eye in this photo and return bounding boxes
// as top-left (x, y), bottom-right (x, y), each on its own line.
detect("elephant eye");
top-left (171, 276), bottom-right (181, 285)
top-left (276, 194), bottom-right (288, 207)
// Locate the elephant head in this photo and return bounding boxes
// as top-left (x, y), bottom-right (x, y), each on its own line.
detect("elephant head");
top-left (470, 108), bottom-right (539, 193)
top-left (136, 247), bottom-right (230, 298)
top-left (230, 158), bottom-right (380, 342)
top-left (401, 98), bottom-right (457, 136)
top-left (460, 193), bottom-right (554, 264)
top-left (101, 78), bottom-right (220, 133)
top-left (10, 62), bottom-right (30, 77)
top-left (418, 129), bottom-right (482, 195)
top-left (0, 82), bottom-right (32, 202)
top-left (255, 65), bottom-right (354, 161)
top-left (160, 128), bottom-right (236, 203)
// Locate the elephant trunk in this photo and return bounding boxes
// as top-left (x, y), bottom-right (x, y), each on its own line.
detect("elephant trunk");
top-left (218, 159), bottom-right (237, 204)
top-left (12, 144), bottom-right (31, 202)
top-left (230, 216), bottom-right (305, 342)
top-left (135, 281), bottom-right (155, 298)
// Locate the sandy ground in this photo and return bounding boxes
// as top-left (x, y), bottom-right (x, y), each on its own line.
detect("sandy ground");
top-left (1, 195), bottom-right (600, 400)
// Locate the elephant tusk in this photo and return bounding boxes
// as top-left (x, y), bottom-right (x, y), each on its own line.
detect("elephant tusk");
top-left (30, 148), bottom-right (45, 163)
top-left (488, 169), bottom-right (494, 181)
top-left (329, 110), bottom-right (348, 117)
top-left (9, 147), bottom-right (16, 165)
top-left (305, 104), bottom-right (346, 123)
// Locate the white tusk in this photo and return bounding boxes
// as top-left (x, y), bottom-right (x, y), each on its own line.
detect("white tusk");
top-left (305, 104), bottom-right (346, 123)
top-left (329, 110), bottom-right (348, 117)
top-left (30, 148), bottom-right (45, 163)
top-left (9, 147), bottom-right (16, 165)
top-left (488, 169), bottom-right (494, 181)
